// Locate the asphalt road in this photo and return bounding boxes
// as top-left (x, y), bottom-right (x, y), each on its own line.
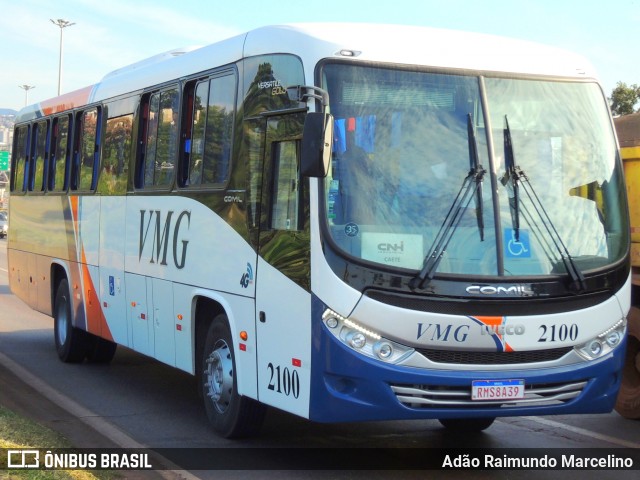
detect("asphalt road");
top-left (0, 240), bottom-right (639, 479)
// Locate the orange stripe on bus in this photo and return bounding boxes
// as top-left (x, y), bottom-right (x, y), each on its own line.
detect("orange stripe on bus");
top-left (41, 85), bottom-right (94, 116)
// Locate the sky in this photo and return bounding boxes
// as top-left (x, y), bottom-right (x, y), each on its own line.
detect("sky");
top-left (1, 0), bottom-right (639, 111)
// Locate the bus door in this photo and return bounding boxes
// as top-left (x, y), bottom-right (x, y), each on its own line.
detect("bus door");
top-left (255, 112), bottom-right (312, 417)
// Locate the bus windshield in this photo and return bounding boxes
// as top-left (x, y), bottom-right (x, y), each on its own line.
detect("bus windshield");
top-left (322, 64), bottom-right (628, 278)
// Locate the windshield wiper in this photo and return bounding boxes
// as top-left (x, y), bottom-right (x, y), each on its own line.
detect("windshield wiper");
top-left (410, 114), bottom-right (486, 290)
top-left (501, 116), bottom-right (520, 241)
top-left (500, 115), bottom-right (586, 292)
top-left (467, 113), bottom-right (485, 241)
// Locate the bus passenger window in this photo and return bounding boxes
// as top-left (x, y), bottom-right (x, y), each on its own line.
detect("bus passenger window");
top-left (50, 115), bottom-right (70, 192)
top-left (11, 125), bottom-right (29, 192)
top-left (140, 87), bottom-right (179, 188)
top-left (100, 113), bottom-right (133, 195)
top-left (202, 74), bottom-right (234, 185)
top-left (76, 107), bottom-right (101, 191)
top-left (186, 73), bottom-right (235, 187)
top-left (271, 141), bottom-right (300, 231)
top-left (188, 81), bottom-right (208, 185)
top-left (30, 120), bottom-right (48, 192)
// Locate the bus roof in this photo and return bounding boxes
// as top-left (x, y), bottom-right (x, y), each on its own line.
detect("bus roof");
top-left (16, 23), bottom-right (598, 123)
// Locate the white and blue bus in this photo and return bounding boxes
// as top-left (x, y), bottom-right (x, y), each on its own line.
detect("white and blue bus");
top-left (9, 24), bottom-right (630, 437)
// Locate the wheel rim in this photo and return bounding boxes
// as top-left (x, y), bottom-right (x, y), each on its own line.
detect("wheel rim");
top-left (56, 296), bottom-right (68, 346)
top-left (204, 339), bottom-right (233, 414)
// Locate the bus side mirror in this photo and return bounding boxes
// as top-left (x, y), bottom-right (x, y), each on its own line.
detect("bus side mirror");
top-left (301, 112), bottom-right (333, 178)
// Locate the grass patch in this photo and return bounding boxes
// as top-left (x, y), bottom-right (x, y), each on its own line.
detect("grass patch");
top-left (0, 405), bottom-right (117, 480)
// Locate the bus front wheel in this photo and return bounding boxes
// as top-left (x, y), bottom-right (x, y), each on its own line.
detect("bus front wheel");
top-left (615, 306), bottom-right (640, 419)
top-left (200, 315), bottom-right (266, 438)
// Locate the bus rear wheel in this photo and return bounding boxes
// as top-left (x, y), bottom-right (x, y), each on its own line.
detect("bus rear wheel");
top-left (53, 279), bottom-right (90, 363)
top-left (615, 306), bottom-right (640, 419)
top-left (438, 417), bottom-right (496, 432)
top-left (200, 315), bottom-right (266, 438)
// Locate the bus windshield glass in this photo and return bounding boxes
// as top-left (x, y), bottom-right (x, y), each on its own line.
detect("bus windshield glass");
top-left (322, 64), bottom-right (628, 277)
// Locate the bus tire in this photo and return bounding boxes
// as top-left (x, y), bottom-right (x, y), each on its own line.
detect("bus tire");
top-left (86, 335), bottom-right (117, 364)
top-left (200, 315), bottom-right (267, 438)
top-left (438, 417), bottom-right (496, 432)
top-left (53, 279), bottom-right (89, 363)
top-left (615, 306), bottom-right (640, 419)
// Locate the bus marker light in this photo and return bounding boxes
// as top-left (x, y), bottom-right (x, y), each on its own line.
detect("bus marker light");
top-left (239, 343), bottom-right (247, 351)
top-left (292, 358), bottom-right (302, 367)
top-left (141, 314), bottom-right (146, 320)
top-left (240, 331), bottom-right (248, 341)
top-left (176, 324), bottom-right (182, 331)
top-left (103, 302), bottom-right (108, 308)
top-left (177, 314), bottom-right (183, 321)
top-left (131, 302), bottom-right (137, 307)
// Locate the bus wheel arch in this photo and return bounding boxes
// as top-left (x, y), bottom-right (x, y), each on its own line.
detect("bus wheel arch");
top-left (198, 311), bottom-right (266, 438)
top-left (615, 306), bottom-right (640, 419)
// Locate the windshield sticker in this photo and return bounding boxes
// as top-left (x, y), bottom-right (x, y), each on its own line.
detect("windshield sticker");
top-left (344, 222), bottom-right (359, 237)
top-left (504, 229), bottom-right (531, 258)
top-left (361, 232), bottom-right (423, 268)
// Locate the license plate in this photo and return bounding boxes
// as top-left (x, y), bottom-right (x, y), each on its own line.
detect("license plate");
top-left (471, 379), bottom-right (525, 401)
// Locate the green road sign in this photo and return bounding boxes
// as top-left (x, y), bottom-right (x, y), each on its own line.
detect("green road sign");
top-left (0, 151), bottom-right (9, 171)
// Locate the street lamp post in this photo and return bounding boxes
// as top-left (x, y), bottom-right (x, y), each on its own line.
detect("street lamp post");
top-left (18, 85), bottom-right (36, 107)
top-left (50, 18), bottom-right (76, 96)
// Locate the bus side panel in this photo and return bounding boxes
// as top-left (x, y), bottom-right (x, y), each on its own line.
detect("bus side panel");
top-left (35, 253), bottom-right (52, 315)
top-left (98, 196), bottom-right (129, 346)
top-left (150, 278), bottom-right (175, 367)
top-left (74, 196), bottom-right (100, 268)
top-left (255, 257), bottom-right (311, 418)
top-left (7, 248), bottom-right (28, 306)
top-left (125, 272), bottom-right (154, 357)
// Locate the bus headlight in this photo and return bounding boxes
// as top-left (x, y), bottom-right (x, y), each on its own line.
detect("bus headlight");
top-left (575, 318), bottom-right (626, 361)
top-left (322, 309), bottom-right (414, 364)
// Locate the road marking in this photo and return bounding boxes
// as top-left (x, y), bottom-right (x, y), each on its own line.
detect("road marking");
top-left (519, 416), bottom-right (640, 448)
top-left (0, 351), bottom-right (201, 480)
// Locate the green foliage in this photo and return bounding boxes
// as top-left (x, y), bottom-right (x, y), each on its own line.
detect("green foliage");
top-left (0, 406), bottom-right (117, 479)
top-left (610, 81), bottom-right (640, 116)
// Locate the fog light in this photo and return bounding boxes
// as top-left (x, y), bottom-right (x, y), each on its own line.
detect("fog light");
top-left (374, 342), bottom-right (393, 359)
top-left (348, 332), bottom-right (366, 349)
top-left (589, 340), bottom-right (603, 356)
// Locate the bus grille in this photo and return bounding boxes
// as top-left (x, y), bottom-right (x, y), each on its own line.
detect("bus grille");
top-left (416, 346), bottom-right (573, 365)
top-left (391, 381), bottom-right (587, 408)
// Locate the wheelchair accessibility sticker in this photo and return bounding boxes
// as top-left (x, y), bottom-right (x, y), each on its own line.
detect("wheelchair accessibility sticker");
top-left (504, 229), bottom-right (531, 258)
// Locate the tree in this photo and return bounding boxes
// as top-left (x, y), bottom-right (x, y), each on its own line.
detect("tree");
top-left (610, 81), bottom-right (640, 116)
